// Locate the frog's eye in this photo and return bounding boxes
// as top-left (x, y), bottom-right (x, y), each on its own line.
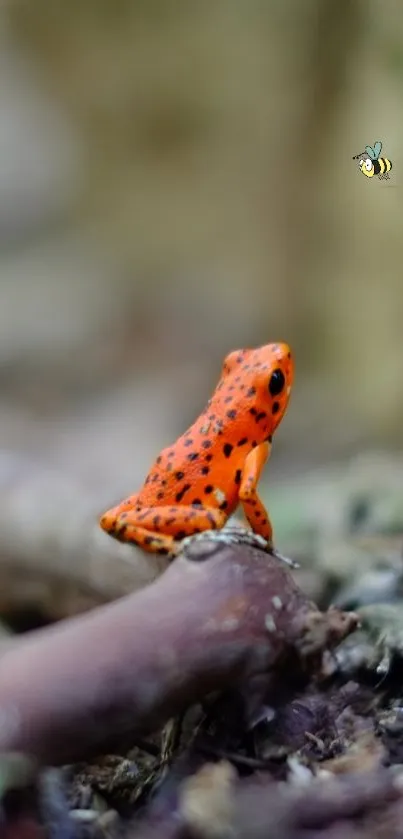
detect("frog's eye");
top-left (269, 368), bottom-right (285, 397)
top-left (359, 159), bottom-right (364, 166)
top-left (365, 159), bottom-right (372, 172)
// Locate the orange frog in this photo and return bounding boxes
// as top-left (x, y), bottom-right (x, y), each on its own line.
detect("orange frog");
top-left (100, 342), bottom-right (294, 558)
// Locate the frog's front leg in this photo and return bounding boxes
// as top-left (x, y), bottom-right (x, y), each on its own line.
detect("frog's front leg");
top-left (238, 441), bottom-right (273, 546)
top-left (100, 503), bottom-right (227, 556)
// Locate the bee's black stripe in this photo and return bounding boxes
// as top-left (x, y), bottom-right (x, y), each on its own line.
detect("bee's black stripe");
top-left (375, 158), bottom-right (392, 176)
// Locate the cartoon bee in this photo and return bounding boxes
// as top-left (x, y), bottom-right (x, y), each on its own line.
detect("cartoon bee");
top-left (353, 141), bottom-right (392, 180)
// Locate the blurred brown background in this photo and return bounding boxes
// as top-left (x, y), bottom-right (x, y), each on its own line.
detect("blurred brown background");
top-left (1, 0), bottom-right (402, 513)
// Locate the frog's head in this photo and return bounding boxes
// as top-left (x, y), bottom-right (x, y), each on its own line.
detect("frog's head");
top-left (221, 342), bottom-right (294, 440)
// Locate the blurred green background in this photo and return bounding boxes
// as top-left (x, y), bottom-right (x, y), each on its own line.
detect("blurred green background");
top-left (1, 0), bottom-right (402, 511)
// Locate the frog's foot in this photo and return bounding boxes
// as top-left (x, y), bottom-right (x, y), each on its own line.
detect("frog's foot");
top-left (179, 524), bottom-right (299, 569)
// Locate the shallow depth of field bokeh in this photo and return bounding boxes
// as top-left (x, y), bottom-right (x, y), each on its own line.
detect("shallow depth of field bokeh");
top-left (1, 0), bottom-right (403, 514)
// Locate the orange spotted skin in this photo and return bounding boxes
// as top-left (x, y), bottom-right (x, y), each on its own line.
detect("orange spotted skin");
top-left (100, 343), bottom-right (294, 556)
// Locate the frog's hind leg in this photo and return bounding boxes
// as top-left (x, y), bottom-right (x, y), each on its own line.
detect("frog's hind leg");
top-left (100, 493), bottom-right (140, 526)
top-left (100, 503), bottom-right (227, 556)
top-left (112, 523), bottom-right (176, 556)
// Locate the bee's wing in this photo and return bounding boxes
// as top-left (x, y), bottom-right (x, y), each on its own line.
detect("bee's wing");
top-left (365, 145), bottom-right (376, 159)
top-left (373, 141), bottom-right (382, 158)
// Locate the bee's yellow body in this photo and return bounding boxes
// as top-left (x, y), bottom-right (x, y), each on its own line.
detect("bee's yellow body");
top-left (359, 156), bottom-right (392, 179)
